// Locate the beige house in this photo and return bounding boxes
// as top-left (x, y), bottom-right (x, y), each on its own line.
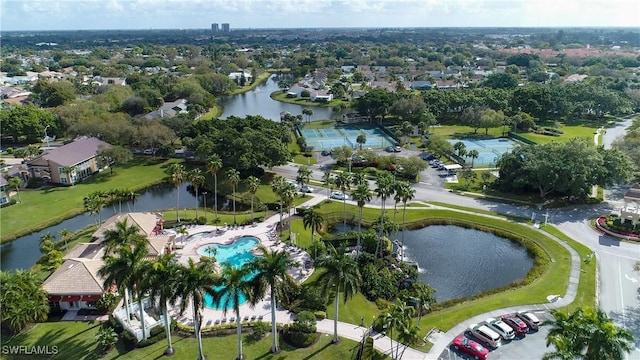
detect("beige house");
top-left (42, 212), bottom-right (175, 310)
top-left (27, 137), bottom-right (112, 185)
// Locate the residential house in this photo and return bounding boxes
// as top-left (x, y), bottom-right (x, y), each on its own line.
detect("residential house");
top-left (143, 98), bottom-right (188, 119)
top-left (311, 89), bottom-right (333, 102)
top-left (27, 137), bottom-right (112, 185)
top-left (411, 81), bottom-right (433, 90)
top-left (0, 177), bottom-right (9, 205)
top-left (92, 76), bottom-right (127, 86)
top-left (228, 69), bottom-right (253, 84)
top-left (435, 80), bottom-right (460, 91)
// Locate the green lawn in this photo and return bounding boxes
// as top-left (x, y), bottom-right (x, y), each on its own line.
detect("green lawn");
top-left (301, 120), bottom-right (338, 129)
top-left (229, 72), bottom-right (272, 95)
top-left (514, 125), bottom-right (598, 144)
top-left (1, 321), bottom-right (387, 360)
top-left (271, 91), bottom-right (349, 109)
top-left (0, 157), bottom-right (179, 242)
top-left (429, 125), bottom-right (505, 138)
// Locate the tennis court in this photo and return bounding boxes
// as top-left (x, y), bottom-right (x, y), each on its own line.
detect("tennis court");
top-left (447, 138), bottom-right (521, 166)
top-left (300, 125), bottom-right (397, 151)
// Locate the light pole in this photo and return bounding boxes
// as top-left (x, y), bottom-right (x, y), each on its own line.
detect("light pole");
top-left (44, 125), bottom-right (51, 149)
top-left (203, 191), bottom-right (208, 224)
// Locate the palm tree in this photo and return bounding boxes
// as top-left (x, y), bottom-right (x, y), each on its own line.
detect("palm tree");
top-left (207, 154), bottom-right (223, 227)
top-left (296, 165), bottom-right (312, 188)
top-left (215, 264), bottom-right (255, 360)
top-left (315, 244), bottom-right (361, 344)
top-left (62, 166), bottom-right (77, 185)
top-left (126, 190), bottom-right (139, 212)
top-left (322, 169), bottom-right (333, 198)
top-left (544, 307), bottom-right (634, 360)
top-left (143, 254), bottom-right (180, 355)
top-left (374, 172), bottom-right (395, 258)
top-left (351, 171), bottom-right (367, 188)
top-left (173, 258), bottom-right (219, 360)
top-left (409, 282), bottom-right (435, 326)
top-left (83, 192), bottom-right (106, 225)
top-left (227, 169), bottom-right (241, 225)
top-left (302, 207), bottom-right (324, 257)
top-left (351, 183), bottom-right (372, 257)
top-left (57, 228), bottom-right (73, 251)
top-left (101, 219), bottom-right (147, 258)
top-left (280, 183), bottom-right (297, 234)
top-left (333, 171), bottom-right (351, 228)
top-left (271, 176), bottom-right (287, 236)
top-left (99, 243), bottom-right (149, 334)
top-left (356, 134), bottom-right (367, 150)
top-left (188, 169), bottom-right (206, 221)
top-left (467, 149), bottom-right (480, 168)
top-left (7, 177), bottom-right (22, 203)
top-left (400, 121), bottom-right (413, 144)
top-left (245, 176), bottom-right (260, 222)
top-left (382, 300), bottom-right (415, 359)
top-left (247, 246), bottom-right (300, 353)
top-left (0, 270), bottom-right (50, 334)
top-left (168, 163), bottom-right (185, 222)
top-left (396, 181), bottom-right (415, 262)
top-left (302, 108), bottom-right (313, 122)
top-left (453, 141), bottom-right (467, 158)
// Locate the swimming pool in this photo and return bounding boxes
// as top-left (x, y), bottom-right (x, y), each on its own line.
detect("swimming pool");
top-left (197, 236), bottom-right (259, 310)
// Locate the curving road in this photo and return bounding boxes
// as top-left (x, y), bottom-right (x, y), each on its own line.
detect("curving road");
top-left (273, 117), bottom-right (640, 358)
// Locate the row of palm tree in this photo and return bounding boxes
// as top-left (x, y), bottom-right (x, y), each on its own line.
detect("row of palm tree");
top-left (98, 219), bottom-right (315, 359)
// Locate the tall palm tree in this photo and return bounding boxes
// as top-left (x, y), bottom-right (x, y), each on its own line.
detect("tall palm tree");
top-left (302, 207), bottom-right (324, 257)
top-left (396, 181), bottom-right (415, 262)
top-left (245, 176), bottom-right (260, 222)
top-left (382, 300), bottom-right (415, 359)
top-left (296, 165), bottom-right (312, 188)
top-left (126, 189), bottom-right (139, 212)
top-left (351, 183), bottom-right (372, 257)
top-left (99, 243), bottom-right (149, 334)
top-left (334, 172), bottom-right (351, 228)
top-left (189, 169), bottom-right (206, 221)
top-left (467, 149), bottom-right (480, 168)
top-left (374, 172), bottom-right (395, 258)
top-left (271, 176), bottom-right (286, 236)
top-left (247, 246), bottom-right (300, 353)
top-left (322, 169), bottom-right (333, 198)
top-left (280, 182), bottom-right (297, 234)
top-left (62, 166), bottom-right (77, 185)
top-left (409, 282), bottom-right (435, 326)
top-left (168, 163), bottom-right (185, 222)
top-left (315, 244), bottom-right (361, 344)
top-left (57, 228), bottom-right (73, 251)
top-left (227, 169), bottom-right (241, 225)
top-left (173, 258), bottom-right (219, 360)
top-left (215, 264), bottom-right (255, 360)
top-left (7, 177), bottom-right (22, 203)
top-left (207, 154), bottom-right (223, 227)
top-left (544, 307), bottom-right (634, 360)
top-left (144, 254), bottom-right (180, 355)
top-left (351, 171), bottom-right (367, 188)
top-left (101, 219), bottom-right (147, 258)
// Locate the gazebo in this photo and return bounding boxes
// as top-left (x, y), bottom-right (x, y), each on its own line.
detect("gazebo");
top-left (621, 183), bottom-right (640, 226)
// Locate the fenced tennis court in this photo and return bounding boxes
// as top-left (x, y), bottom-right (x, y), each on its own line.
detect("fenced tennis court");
top-left (300, 124), bottom-right (397, 151)
top-left (447, 138), bottom-right (521, 166)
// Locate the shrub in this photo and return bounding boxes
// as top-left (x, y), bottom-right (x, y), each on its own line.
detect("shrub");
top-left (6, 147), bottom-right (13, 154)
top-left (313, 311), bottom-right (326, 320)
top-left (252, 321), bottom-right (269, 339)
top-left (95, 326), bottom-right (118, 354)
top-left (120, 327), bottom-right (138, 350)
top-left (375, 298), bottom-right (393, 311)
top-left (291, 311), bottom-right (317, 334)
top-left (282, 327), bottom-right (318, 348)
top-left (95, 293), bottom-right (118, 313)
top-left (289, 287), bottom-right (327, 313)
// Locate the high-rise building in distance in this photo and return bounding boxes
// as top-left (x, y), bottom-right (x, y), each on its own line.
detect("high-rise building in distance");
top-left (211, 23), bottom-right (219, 32)
top-left (221, 23), bottom-right (230, 32)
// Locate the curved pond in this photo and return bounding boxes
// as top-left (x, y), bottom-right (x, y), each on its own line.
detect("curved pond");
top-left (334, 224), bottom-right (534, 302)
top-left (218, 74), bottom-right (341, 121)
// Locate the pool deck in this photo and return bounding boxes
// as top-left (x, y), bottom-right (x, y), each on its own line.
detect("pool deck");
top-left (170, 196), bottom-right (325, 327)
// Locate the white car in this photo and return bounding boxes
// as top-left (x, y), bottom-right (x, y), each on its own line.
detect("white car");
top-left (468, 323), bottom-right (501, 348)
top-left (485, 317), bottom-right (515, 341)
top-left (330, 191), bottom-right (349, 200)
top-left (300, 185), bottom-right (313, 193)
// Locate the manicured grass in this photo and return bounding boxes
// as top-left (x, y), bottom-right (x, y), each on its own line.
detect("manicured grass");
top-left (514, 125), bottom-right (598, 144)
top-left (540, 224), bottom-right (597, 311)
top-left (0, 157), bottom-right (179, 242)
top-left (429, 125), bottom-right (505, 138)
top-left (198, 105), bottom-right (223, 120)
top-left (229, 72), bottom-right (272, 95)
top-left (301, 119), bottom-right (338, 129)
top-left (2, 321), bottom-right (387, 360)
top-left (271, 91), bottom-right (349, 109)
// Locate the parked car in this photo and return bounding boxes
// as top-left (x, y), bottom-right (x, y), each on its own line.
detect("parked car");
top-left (485, 317), bottom-right (516, 341)
top-left (321, 149), bottom-right (332, 156)
top-left (330, 191), bottom-right (349, 200)
top-left (300, 185), bottom-right (313, 193)
top-left (422, 153), bottom-right (436, 161)
top-left (451, 336), bottom-right (489, 360)
top-left (393, 145), bottom-right (402, 152)
top-left (516, 311), bottom-right (541, 331)
top-left (501, 314), bottom-right (528, 336)
top-left (385, 146), bottom-right (395, 153)
top-left (468, 323), bottom-right (501, 348)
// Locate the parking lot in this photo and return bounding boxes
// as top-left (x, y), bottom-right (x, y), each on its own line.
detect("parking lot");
top-left (439, 311), bottom-right (552, 360)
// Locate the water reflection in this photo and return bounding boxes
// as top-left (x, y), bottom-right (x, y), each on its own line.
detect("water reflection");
top-left (332, 223), bottom-right (533, 302)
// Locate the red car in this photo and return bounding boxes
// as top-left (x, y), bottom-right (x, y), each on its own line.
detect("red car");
top-left (451, 336), bottom-right (489, 360)
top-left (502, 314), bottom-right (528, 336)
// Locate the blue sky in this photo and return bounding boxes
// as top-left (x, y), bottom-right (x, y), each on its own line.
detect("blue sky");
top-left (1, 0), bottom-right (639, 31)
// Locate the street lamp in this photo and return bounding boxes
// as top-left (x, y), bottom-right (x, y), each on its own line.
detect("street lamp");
top-left (203, 192), bottom-right (208, 224)
top-left (44, 125), bottom-right (51, 149)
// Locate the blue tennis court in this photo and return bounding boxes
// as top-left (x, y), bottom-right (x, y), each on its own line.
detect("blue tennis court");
top-left (300, 125), bottom-right (397, 151)
top-left (447, 138), bottom-right (520, 166)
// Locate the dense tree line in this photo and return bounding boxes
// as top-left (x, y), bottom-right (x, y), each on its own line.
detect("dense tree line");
top-left (495, 138), bottom-right (634, 198)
